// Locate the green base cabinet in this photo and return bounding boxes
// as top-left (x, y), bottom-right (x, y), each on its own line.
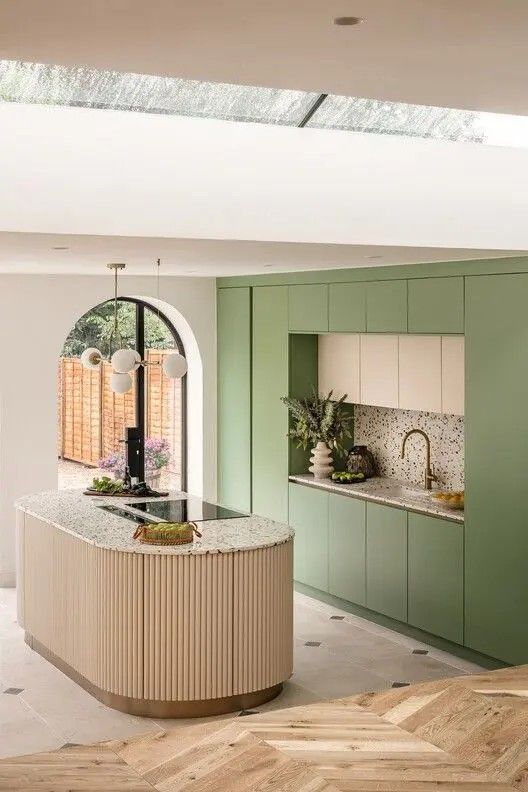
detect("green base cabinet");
top-left (408, 513), bottom-right (463, 644)
top-left (289, 284), bottom-right (328, 332)
top-left (289, 484), bottom-right (328, 591)
top-left (366, 503), bottom-right (407, 622)
top-left (408, 277), bottom-right (464, 334)
top-left (329, 283), bottom-right (366, 332)
top-left (328, 494), bottom-right (366, 605)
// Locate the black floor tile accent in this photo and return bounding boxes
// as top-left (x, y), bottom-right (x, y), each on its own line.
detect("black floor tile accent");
top-left (330, 615), bottom-right (345, 620)
top-left (391, 681), bottom-right (410, 688)
top-left (412, 649), bottom-right (428, 655)
top-left (3, 687), bottom-right (23, 695)
top-left (239, 709), bottom-right (260, 717)
top-left (304, 641), bottom-right (321, 647)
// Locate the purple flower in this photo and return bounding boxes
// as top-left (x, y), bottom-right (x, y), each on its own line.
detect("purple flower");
top-left (98, 437), bottom-right (170, 476)
top-left (98, 451), bottom-right (126, 477)
top-left (145, 437), bottom-right (171, 472)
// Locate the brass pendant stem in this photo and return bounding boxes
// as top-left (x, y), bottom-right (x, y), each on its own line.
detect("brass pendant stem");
top-left (106, 262), bottom-right (126, 356)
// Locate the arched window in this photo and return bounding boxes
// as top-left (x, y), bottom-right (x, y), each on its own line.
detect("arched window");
top-left (58, 298), bottom-right (186, 491)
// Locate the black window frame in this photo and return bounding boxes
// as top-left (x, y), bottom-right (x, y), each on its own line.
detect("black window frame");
top-left (84, 296), bottom-right (187, 490)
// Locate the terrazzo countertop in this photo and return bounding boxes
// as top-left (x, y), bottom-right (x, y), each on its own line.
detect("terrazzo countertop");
top-left (289, 474), bottom-right (464, 524)
top-left (15, 489), bottom-right (294, 555)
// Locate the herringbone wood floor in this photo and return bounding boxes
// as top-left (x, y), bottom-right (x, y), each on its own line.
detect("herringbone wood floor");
top-left (1, 665), bottom-right (528, 791)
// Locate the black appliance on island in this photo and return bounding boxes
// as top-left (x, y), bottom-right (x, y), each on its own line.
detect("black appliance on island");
top-left (96, 495), bottom-right (247, 524)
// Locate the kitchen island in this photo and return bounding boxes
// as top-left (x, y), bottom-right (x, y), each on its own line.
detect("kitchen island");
top-left (15, 490), bottom-right (293, 718)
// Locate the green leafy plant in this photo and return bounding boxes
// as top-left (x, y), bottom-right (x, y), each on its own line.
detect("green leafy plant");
top-left (91, 476), bottom-right (124, 494)
top-left (281, 388), bottom-right (353, 455)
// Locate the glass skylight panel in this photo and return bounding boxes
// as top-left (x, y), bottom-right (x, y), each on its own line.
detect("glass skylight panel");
top-left (306, 94), bottom-right (486, 143)
top-left (2, 58), bottom-right (528, 148)
top-left (0, 59), bottom-right (318, 125)
top-left (306, 94), bottom-right (528, 148)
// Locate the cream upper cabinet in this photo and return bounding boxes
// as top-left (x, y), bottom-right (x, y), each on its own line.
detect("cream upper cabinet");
top-left (398, 335), bottom-right (442, 413)
top-left (317, 332), bottom-right (463, 415)
top-left (318, 333), bottom-right (360, 403)
top-left (360, 334), bottom-right (399, 408)
top-left (442, 336), bottom-right (465, 415)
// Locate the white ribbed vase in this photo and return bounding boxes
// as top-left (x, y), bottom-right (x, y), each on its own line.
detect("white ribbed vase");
top-left (309, 441), bottom-right (334, 480)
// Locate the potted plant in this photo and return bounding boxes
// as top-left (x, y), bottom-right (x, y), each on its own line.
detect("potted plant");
top-left (98, 437), bottom-right (171, 486)
top-left (144, 437), bottom-right (171, 488)
top-left (281, 389), bottom-right (353, 479)
top-left (98, 450), bottom-right (127, 480)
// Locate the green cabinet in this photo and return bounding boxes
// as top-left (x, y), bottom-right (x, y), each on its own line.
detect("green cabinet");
top-left (252, 286), bottom-right (289, 522)
top-left (366, 503), bottom-right (407, 621)
top-left (328, 283), bottom-right (366, 332)
top-left (366, 281), bottom-right (408, 332)
top-left (408, 513), bottom-right (463, 643)
top-left (465, 274), bottom-right (528, 664)
top-left (289, 484), bottom-right (329, 591)
top-left (328, 494), bottom-right (366, 605)
top-left (288, 334), bottom-right (318, 475)
top-left (217, 288), bottom-right (252, 511)
top-left (408, 277), bottom-right (464, 334)
top-left (289, 285), bottom-right (328, 332)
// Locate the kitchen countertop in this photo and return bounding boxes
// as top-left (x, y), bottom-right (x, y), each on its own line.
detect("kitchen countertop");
top-left (289, 474), bottom-right (464, 523)
top-left (15, 489), bottom-right (294, 555)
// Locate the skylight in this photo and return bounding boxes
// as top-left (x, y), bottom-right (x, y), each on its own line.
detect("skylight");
top-left (0, 59), bottom-right (318, 126)
top-left (1, 58), bottom-right (528, 148)
top-left (304, 95), bottom-right (485, 144)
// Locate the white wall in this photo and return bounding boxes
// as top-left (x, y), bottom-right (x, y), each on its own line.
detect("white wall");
top-left (0, 273), bottom-right (216, 586)
top-left (1, 103), bottom-right (528, 249)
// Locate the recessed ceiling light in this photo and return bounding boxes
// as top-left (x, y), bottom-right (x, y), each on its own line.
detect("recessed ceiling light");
top-left (52, 245), bottom-right (70, 250)
top-left (364, 254), bottom-right (382, 259)
top-left (333, 16), bottom-right (364, 26)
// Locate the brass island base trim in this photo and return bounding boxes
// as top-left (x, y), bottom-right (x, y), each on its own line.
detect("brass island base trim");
top-left (25, 633), bottom-right (283, 718)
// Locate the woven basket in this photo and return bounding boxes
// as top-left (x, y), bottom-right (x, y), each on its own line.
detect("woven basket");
top-left (133, 522), bottom-right (201, 546)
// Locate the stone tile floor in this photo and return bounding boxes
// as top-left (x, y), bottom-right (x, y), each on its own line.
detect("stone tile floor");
top-left (0, 586), bottom-right (483, 759)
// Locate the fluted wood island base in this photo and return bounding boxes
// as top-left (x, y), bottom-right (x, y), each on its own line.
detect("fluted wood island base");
top-left (15, 491), bottom-right (294, 718)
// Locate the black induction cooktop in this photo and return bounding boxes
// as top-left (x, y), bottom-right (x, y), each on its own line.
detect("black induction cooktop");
top-left (128, 496), bottom-right (247, 523)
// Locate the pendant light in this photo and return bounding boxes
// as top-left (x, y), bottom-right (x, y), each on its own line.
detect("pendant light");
top-left (110, 371), bottom-right (133, 394)
top-left (111, 348), bottom-right (141, 374)
top-left (80, 260), bottom-right (187, 393)
top-left (80, 262), bottom-right (135, 394)
top-left (80, 347), bottom-right (103, 369)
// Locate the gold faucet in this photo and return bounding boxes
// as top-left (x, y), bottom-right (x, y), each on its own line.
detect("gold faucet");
top-left (401, 429), bottom-right (438, 490)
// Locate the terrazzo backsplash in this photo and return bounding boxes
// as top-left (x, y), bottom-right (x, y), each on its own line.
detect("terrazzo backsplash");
top-left (353, 405), bottom-right (464, 490)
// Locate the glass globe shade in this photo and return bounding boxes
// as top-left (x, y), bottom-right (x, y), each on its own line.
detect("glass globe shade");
top-left (163, 353), bottom-right (188, 379)
top-left (111, 348), bottom-right (141, 374)
top-left (80, 347), bottom-right (102, 369)
top-left (110, 371), bottom-right (133, 394)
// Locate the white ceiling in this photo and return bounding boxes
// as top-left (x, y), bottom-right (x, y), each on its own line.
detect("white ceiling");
top-left (2, 103), bottom-right (528, 255)
top-left (1, 0), bottom-right (528, 115)
top-left (0, 231), bottom-right (519, 277)
top-left (1, 3), bottom-right (527, 276)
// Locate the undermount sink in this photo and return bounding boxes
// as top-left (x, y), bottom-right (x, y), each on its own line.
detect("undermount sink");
top-left (397, 485), bottom-right (432, 501)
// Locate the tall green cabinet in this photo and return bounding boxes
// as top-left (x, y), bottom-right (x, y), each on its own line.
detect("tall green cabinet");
top-left (252, 286), bottom-right (289, 522)
top-left (217, 288), bottom-right (251, 512)
top-left (465, 274), bottom-right (528, 664)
